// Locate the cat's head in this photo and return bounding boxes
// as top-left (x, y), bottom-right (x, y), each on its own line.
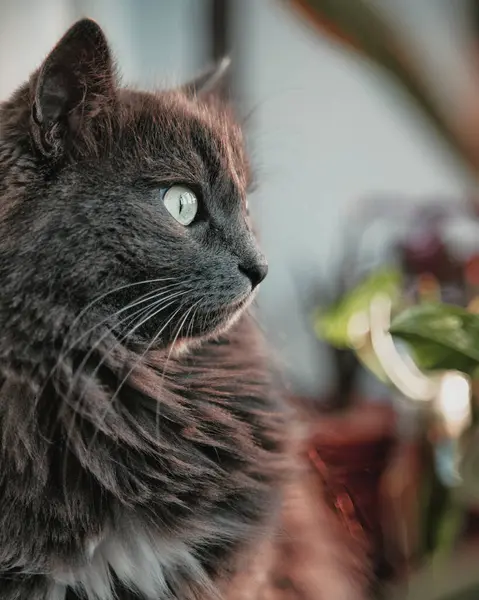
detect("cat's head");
top-left (0, 19), bottom-right (267, 351)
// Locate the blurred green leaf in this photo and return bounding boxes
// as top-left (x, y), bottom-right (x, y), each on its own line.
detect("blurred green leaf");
top-left (314, 268), bottom-right (401, 348)
top-left (395, 548), bottom-right (479, 600)
top-left (431, 498), bottom-right (465, 566)
top-left (457, 430), bottom-right (479, 508)
top-left (390, 304), bottom-right (479, 375)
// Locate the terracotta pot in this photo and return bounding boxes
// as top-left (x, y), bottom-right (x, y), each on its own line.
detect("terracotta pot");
top-left (305, 401), bottom-right (397, 585)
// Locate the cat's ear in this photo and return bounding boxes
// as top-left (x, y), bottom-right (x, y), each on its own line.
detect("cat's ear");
top-left (31, 18), bottom-right (115, 158)
top-left (182, 57), bottom-right (231, 99)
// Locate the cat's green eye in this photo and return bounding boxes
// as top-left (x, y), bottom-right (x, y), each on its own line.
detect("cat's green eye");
top-left (163, 185), bottom-right (198, 226)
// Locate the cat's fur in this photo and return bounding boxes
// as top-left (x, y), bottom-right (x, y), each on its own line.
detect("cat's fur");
top-left (0, 19), bottom-right (285, 599)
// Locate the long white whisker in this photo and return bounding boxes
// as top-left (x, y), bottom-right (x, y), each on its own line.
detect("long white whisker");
top-left (164, 300), bottom-right (200, 376)
top-left (63, 277), bottom-right (178, 345)
top-left (187, 302), bottom-right (200, 341)
top-left (34, 283), bottom-right (185, 421)
top-left (58, 298), bottom-right (163, 448)
top-left (155, 300), bottom-right (200, 438)
top-left (82, 301), bottom-right (189, 459)
top-left (65, 288), bottom-right (189, 407)
top-left (113, 302), bottom-right (187, 403)
top-left (60, 298), bottom-right (160, 507)
top-left (61, 293), bottom-right (189, 493)
top-left (60, 282), bottom-right (185, 360)
top-left (52, 279), bottom-right (181, 395)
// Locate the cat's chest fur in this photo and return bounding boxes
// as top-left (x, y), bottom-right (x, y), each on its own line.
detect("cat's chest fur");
top-left (50, 524), bottom-right (207, 600)
top-left (0, 316), bottom-right (284, 600)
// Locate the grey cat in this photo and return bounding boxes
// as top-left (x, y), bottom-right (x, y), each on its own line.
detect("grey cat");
top-left (0, 19), bottom-right (285, 599)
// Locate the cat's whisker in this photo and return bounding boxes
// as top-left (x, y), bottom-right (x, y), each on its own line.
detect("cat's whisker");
top-left (51, 279), bottom-right (182, 388)
top-left (122, 291), bottom-right (189, 340)
top-left (82, 300), bottom-right (190, 462)
top-left (33, 283), bottom-right (186, 423)
top-left (155, 300), bottom-right (201, 438)
top-left (64, 288), bottom-right (191, 425)
top-left (189, 302), bottom-right (201, 339)
top-left (59, 281), bottom-right (184, 368)
top-left (61, 292), bottom-right (190, 500)
top-left (167, 300), bottom-right (200, 368)
top-left (62, 277), bottom-right (178, 344)
top-left (60, 299), bottom-right (161, 503)
top-left (56, 287), bottom-right (189, 454)
top-left (64, 288), bottom-right (190, 409)
top-left (108, 298), bottom-right (192, 403)
top-left (183, 299), bottom-right (199, 344)
top-left (33, 298), bottom-right (157, 439)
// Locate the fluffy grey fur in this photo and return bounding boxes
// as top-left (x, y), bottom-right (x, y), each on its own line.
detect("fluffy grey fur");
top-left (0, 19), bottom-right (285, 599)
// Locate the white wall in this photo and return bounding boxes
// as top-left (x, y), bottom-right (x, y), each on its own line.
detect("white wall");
top-left (0, 0), bottom-right (73, 100)
top-left (0, 0), bottom-right (206, 101)
top-left (237, 0), bottom-right (474, 395)
top-left (71, 0), bottom-right (206, 87)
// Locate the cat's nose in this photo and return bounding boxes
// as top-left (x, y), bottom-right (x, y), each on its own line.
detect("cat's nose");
top-left (239, 262), bottom-right (268, 289)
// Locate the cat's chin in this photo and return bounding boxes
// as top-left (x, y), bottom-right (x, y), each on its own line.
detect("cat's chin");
top-left (166, 294), bottom-right (254, 357)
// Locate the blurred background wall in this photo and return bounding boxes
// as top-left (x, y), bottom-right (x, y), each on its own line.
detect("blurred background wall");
top-left (0, 0), bottom-right (473, 397)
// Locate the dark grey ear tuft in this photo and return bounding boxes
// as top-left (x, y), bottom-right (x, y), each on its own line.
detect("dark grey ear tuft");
top-left (182, 57), bottom-right (231, 98)
top-left (32, 18), bottom-right (115, 157)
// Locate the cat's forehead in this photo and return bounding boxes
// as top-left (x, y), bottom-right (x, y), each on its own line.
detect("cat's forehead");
top-left (114, 89), bottom-right (250, 192)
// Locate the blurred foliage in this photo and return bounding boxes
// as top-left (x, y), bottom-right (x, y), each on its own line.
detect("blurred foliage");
top-left (313, 271), bottom-right (479, 599)
top-left (314, 268), bottom-right (401, 348)
top-left (283, 2), bottom-right (479, 596)
top-left (391, 304), bottom-right (479, 375)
